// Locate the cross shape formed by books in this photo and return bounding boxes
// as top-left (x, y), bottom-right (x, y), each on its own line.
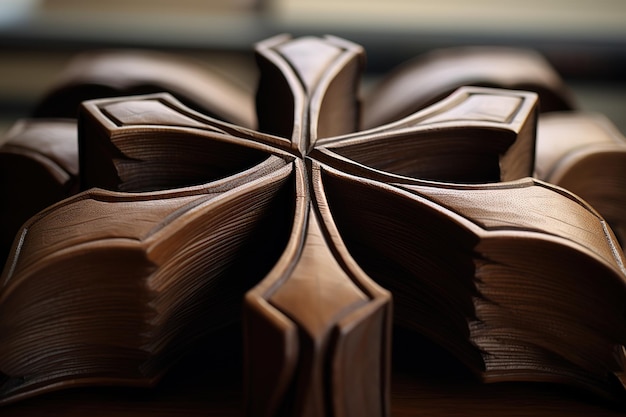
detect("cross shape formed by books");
top-left (1, 34), bottom-right (626, 417)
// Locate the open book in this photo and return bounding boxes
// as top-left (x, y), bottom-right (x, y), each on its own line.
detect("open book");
top-left (1, 34), bottom-right (626, 416)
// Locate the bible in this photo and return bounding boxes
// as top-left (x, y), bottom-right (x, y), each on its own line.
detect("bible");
top-left (1, 34), bottom-right (626, 416)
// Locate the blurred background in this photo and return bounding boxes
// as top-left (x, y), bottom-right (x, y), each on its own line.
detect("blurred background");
top-left (0, 0), bottom-right (625, 134)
